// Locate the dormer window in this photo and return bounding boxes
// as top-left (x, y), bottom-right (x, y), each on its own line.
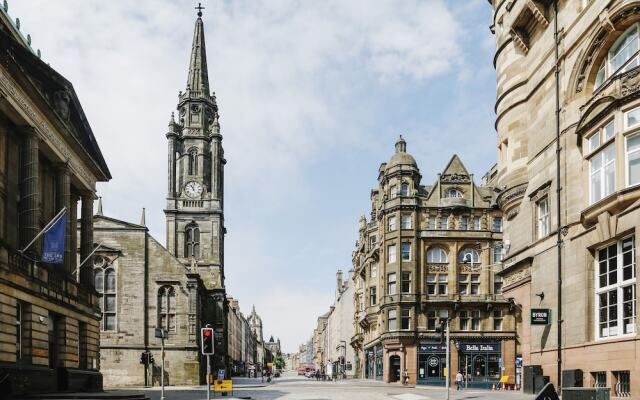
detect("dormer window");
top-left (446, 189), bottom-right (462, 198)
top-left (400, 183), bottom-right (409, 197)
top-left (594, 24), bottom-right (640, 90)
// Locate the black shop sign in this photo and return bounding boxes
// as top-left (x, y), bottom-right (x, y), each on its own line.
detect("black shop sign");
top-left (459, 343), bottom-right (501, 353)
top-left (418, 343), bottom-right (446, 353)
top-left (531, 308), bottom-right (551, 325)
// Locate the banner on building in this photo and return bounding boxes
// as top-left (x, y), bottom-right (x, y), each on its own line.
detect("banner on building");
top-left (42, 212), bottom-right (67, 264)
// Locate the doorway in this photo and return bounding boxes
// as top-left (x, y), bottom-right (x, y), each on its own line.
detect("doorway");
top-left (389, 355), bottom-right (401, 383)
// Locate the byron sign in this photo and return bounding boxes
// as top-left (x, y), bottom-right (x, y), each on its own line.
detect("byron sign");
top-left (531, 308), bottom-right (551, 325)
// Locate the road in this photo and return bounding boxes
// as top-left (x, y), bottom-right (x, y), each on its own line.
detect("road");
top-left (113, 371), bottom-right (536, 400)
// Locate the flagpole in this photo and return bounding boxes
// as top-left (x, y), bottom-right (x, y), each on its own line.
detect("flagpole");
top-left (19, 207), bottom-right (67, 254)
top-left (75, 242), bottom-right (104, 281)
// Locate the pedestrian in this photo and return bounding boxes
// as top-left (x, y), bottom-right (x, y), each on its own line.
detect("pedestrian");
top-left (402, 369), bottom-right (409, 385)
top-left (456, 371), bottom-right (464, 390)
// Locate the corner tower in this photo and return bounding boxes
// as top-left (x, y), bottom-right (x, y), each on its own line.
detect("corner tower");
top-left (165, 8), bottom-right (225, 292)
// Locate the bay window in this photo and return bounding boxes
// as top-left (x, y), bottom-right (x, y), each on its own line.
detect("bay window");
top-left (596, 236), bottom-right (636, 339)
top-left (589, 143), bottom-right (615, 204)
top-left (401, 243), bottom-right (411, 261)
top-left (387, 273), bottom-right (397, 295)
top-left (388, 244), bottom-right (396, 263)
top-left (400, 215), bottom-right (412, 229)
top-left (627, 132), bottom-right (640, 187)
top-left (388, 309), bottom-right (397, 331)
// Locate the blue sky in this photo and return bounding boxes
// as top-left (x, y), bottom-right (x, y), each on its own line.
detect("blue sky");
top-left (10, 0), bottom-right (496, 353)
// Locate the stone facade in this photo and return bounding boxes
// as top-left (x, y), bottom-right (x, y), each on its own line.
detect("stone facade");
top-left (226, 297), bottom-right (257, 376)
top-left (351, 138), bottom-right (515, 388)
top-left (323, 270), bottom-right (357, 378)
top-left (0, 5), bottom-right (110, 395)
top-left (490, 0), bottom-right (640, 396)
top-left (247, 305), bottom-right (265, 372)
top-left (91, 213), bottom-right (208, 387)
top-left (312, 313), bottom-right (329, 372)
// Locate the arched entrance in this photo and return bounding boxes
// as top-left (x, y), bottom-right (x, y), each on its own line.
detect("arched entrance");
top-left (389, 355), bottom-right (401, 383)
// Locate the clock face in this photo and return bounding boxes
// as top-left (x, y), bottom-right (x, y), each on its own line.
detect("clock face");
top-left (184, 181), bottom-right (203, 198)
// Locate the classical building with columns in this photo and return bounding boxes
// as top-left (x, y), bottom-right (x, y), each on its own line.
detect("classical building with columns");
top-left (489, 0), bottom-right (640, 395)
top-left (0, 5), bottom-right (110, 396)
top-left (351, 138), bottom-right (515, 388)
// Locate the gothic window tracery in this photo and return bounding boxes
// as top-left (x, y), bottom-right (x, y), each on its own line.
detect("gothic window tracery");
top-left (158, 286), bottom-right (177, 332)
top-left (188, 148), bottom-right (198, 175)
top-left (93, 256), bottom-right (116, 331)
top-left (185, 222), bottom-right (200, 258)
top-left (446, 188), bottom-right (463, 198)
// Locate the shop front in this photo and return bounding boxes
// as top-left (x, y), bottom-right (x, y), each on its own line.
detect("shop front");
top-left (364, 345), bottom-right (383, 380)
top-left (417, 343), bottom-right (447, 386)
top-left (458, 342), bottom-right (501, 389)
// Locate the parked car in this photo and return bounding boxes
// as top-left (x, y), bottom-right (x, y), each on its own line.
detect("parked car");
top-left (298, 368), bottom-right (306, 375)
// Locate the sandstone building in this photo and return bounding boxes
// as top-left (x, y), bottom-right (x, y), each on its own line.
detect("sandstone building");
top-left (227, 297), bottom-right (257, 376)
top-left (0, 4), bottom-right (110, 395)
top-left (247, 305), bottom-right (266, 371)
top-left (490, 0), bottom-right (640, 396)
top-left (351, 138), bottom-right (514, 388)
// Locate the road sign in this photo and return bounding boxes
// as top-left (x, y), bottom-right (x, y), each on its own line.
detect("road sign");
top-left (531, 308), bottom-right (551, 325)
top-left (217, 369), bottom-right (225, 380)
top-left (201, 327), bottom-right (214, 355)
top-left (214, 379), bottom-right (233, 394)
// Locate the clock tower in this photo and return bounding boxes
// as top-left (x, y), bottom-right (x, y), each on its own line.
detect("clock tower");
top-left (164, 9), bottom-right (225, 293)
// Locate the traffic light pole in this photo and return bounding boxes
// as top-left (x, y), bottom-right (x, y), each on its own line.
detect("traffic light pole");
top-left (207, 354), bottom-right (211, 400)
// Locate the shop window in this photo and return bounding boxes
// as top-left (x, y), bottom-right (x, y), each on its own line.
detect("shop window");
top-left (387, 273), bottom-right (397, 295)
top-left (536, 197), bottom-right (550, 238)
top-left (471, 310), bottom-right (481, 331)
top-left (427, 246), bottom-right (448, 263)
top-left (493, 310), bottom-right (503, 331)
top-left (370, 286), bottom-right (377, 306)
top-left (388, 245), bottom-right (396, 263)
top-left (388, 216), bottom-right (396, 231)
top-left (388, 309), bottom-right (397, 331)
top-left (401, 243), bottom-right (411, 261)
top-left (614, 370), bottom-right (631, 397)
top-left (401, 271), bottom-right (412, 293)
top-left (400, 215), bottom-right (412, 229)
top-left (627, 132), bottom-right (640, 187)
top-left (401, 308), bottom-right (411, 330)
top-left (596, 236), bottom-right (636, 339)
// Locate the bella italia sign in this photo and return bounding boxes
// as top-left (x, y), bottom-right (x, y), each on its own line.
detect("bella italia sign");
top-left (531, 308), bottom-right (551, 325)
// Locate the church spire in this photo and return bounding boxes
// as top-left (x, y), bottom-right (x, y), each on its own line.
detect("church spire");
top-left (186, 6), bottom-right (209, 95)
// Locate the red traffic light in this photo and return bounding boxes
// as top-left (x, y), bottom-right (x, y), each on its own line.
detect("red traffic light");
top-left (204, 329), bottom-right (212, 337)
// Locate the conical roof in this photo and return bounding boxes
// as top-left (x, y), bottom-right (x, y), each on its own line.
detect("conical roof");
top-left (186, 16), bottom-right (209, 93)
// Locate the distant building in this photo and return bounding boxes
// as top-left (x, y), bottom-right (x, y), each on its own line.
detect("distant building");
top-left (0, 4), bottom-right (110, 395)
top-left (247, 305), bottom-right (265, 371)
top-left (351, 138), bottom-right (514, 387)
top-left (227, 297), bottom-right (257, 376)
top-left (324, 270), bottom-right (356, 378)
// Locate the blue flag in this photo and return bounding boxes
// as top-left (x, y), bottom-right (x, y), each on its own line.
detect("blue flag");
top-left (42, 213), bottom-right (67, 264)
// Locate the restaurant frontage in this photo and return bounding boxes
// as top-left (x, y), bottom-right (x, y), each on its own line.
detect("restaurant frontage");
top-left (457, 342), bottom-right (502, 389)
top-left (417, 342), bottom-right (447, 386)
top-left (364, 345), bottom-right (383, 381)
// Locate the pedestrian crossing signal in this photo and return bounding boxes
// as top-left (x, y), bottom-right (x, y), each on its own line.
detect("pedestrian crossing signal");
top-left (201, 327), bottom-right (214, 355)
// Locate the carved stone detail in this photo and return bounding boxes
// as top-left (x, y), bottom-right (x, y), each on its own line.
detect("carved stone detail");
top-left (502, 265), bottom-right (531, 288)
top-left (427, 264), bottom-right (448, 273)
top-left (440, 173), bottom-right (470, 183)
top-left (526, 0), bottom-right (549, 28)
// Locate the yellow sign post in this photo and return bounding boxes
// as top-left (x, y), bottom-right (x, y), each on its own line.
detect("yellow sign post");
top-left (213, 379), bottom-right (233, 397)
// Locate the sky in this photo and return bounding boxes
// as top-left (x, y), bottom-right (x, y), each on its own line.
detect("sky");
top-left (9, 0), bottom-right (497, 353)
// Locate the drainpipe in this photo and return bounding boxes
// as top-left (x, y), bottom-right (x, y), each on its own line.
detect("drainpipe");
top-left (553, 0), bottom-right (563, 392)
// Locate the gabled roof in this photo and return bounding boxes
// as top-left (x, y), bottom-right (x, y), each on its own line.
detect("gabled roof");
top-left (92, 214), bottom-right (148, 231)
top-left (440, 154), bottom-right (471, 177)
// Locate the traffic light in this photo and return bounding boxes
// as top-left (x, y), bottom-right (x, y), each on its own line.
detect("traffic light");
top-left (201, 327), bottom-right (214, 355)
top-left (149, 353), bottom-right (155, 364)
top-left (435, 319), bottom-right (446, 343)
top-left (140, 352), bottom-right (148, 364)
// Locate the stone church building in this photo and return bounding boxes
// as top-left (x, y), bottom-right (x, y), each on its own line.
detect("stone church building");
top-left (93, 8), bottom-right (229, 386)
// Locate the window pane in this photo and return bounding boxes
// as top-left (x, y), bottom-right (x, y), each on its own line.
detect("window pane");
top-left (105, 295), bottom-right (116, 312)
top-left (627, 107), bottom-right (640, 128)
top-left (427, 274), bottom-right (436, 282)
top-left (105, 270), bottom-right (116, 292)
top-left (105, 314), bottom-right (116, 331)
top-left (604, 121), bottom-right (615, 140)
top-left (590, 133), bottom-right (601, 152)
top-left (94, 270), bottom-right (104, 293)
top-left (628, 134), bottom-right (640, 186)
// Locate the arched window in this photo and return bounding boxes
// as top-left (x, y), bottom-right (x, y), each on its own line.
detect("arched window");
top-left (459, 247), bottom-right (480, 263)
top-left (400, 183), bottom-right (409, 197)
top-left (188, 148), bottom-right (198, 175)
top-left (158, 286), bottom-right (176, 332)
top-left (426, 246), bottom-right (448, 263)
top-left (185, 223), bottom-right (200, 258)
top-left (446, 189), bottom-right (462, 198)
top-left (93, 256), bottom-right (116, 331)
top-left (595, 24), bottom-right (640, 89)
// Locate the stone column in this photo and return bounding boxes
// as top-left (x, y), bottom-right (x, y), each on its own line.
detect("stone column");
top-left (80, 193), bottom-right (94, 286)
top-left (69, 194), bottom-right (78, 276)
top-left (210, 134), bottom-right (221, 200)
top-left (55, 164), bottom-right (72, 275)
top-left (19, 127), bottom-right (40, 254)
top-left (167, 134), bottom-right (176, 196)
